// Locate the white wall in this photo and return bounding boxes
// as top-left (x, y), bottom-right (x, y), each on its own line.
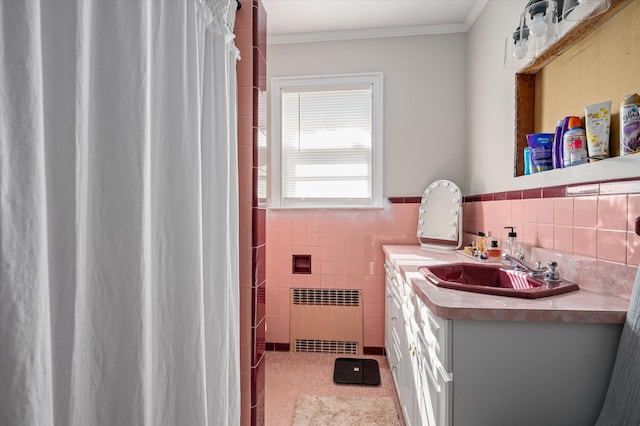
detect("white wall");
top-left (466, 0), bottom-right (640, 195)
top-left (268, 34), bottom-right (467, 197)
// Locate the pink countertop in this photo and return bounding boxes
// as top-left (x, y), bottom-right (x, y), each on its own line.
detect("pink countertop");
top-left (383, 245), bottom-right (631, 324)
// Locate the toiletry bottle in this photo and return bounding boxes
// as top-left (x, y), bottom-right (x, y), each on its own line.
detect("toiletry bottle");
top-left (503, 227), bottom-right (517, 256)
top-left (570, 139), bottom-right (588, 166)
top-left (553, 119), bottom-right (564, 169)
top-left (476, 232), bottom-right (486, 255)
top-left (488, 239), bottom-right (501, 260)
top-left (563, 117), bottom-right (586, 167)
top-left (524, 147), bottom-right (532, 175)
top-left (620, 93), bottom-right (640, 156)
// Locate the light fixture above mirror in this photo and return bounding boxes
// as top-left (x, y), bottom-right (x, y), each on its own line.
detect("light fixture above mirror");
top-left (504, 0), bottom-right (611, 69)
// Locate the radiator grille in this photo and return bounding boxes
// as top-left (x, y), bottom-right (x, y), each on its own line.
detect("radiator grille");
top-left (295, 339), bottom-right (358, 355)
top-left (292, 288), bottom-right (361, 306)
top-left (290, 288), bottom-right (363, 355)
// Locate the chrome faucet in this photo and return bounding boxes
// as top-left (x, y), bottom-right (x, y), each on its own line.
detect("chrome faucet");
top-left (501, 253), bottom-right (561, 283)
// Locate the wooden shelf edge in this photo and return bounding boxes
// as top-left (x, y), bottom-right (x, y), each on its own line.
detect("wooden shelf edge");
top-left (518, 0), bottom-right (634, 75)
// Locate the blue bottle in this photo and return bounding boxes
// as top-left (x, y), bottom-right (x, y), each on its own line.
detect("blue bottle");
top-left (524, 147), bottom-right (532, 175)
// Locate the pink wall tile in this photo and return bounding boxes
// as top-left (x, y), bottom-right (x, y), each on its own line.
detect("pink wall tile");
top-left (291, 214), bottom-right (306, 233)
top-left (334, 260), bottom-right (350, 276)
top-left (537, 198), bottom-right (554, 224)
top-left (306, 212), bottom-right (322, 232)
top-left (574, 196), bottom-right (598, 228)
top-left (500, 200), bottom-right (512, 221)
top-left (598, 195), bottom-right (628, 231)
top-left (554, 225), bottom-right (573, 253)
top-left (511, 200), bottom-right (524, 223)
top-left (486, 201), bottom-right (500, 221)
top-left (319, 212), bottom-right (335, 232)
top-left (363, 247), bottom-right (379, 261)
top-left (475, 201), bottom-right (487, 223)
top-left (627, 232), bottom-right (640, 266)
top-left (320, 275), bottom-right (335, 288)
top-left (319, 260), bottom-right (334, 275)
top-left (291, 232), bottom-right (306, 247)
top-left (627, 194), bottom-right (640, 233)
top-left (306, 232), bottom-right (322, 247)
top-left (554, 198), bottom-right (574, 226)
top-left (574, 227), bottom-right (597, 258)
top-left (320, 232), bottom-right (338, 247)
top-left (523, 199), bottom-right (538, 223)
top-left (334, 274), bottom-right (349, 288)
top-left (523, 222), bottom-right (538, 246)
top-left (537, 224), bottom-right (554, 249)
top-left (597, 230), bottom-right (627, 264)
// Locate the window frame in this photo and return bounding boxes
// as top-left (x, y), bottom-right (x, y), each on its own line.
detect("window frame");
top-left (270, 73), bottom-right (384, 209)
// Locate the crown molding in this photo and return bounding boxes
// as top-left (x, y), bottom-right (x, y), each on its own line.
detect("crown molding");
top-left (267, 22), bottom-right (469, 45)
top-left (266, 1), bottom-right (488, 45)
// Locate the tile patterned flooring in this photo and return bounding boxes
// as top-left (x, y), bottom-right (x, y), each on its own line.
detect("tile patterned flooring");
top-left (265, 351), bottom-right (404, 425)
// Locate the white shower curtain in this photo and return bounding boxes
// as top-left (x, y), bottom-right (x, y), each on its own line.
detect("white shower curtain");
top-left (0, 0), bottom-right (240, 425)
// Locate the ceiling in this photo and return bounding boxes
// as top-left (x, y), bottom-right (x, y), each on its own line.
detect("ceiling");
top-left (261, 0), bottom-right (488, 44)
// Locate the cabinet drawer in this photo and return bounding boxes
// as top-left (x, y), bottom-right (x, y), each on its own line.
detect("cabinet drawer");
top-left (417, 331), bottom-right (452, 426)
top-left (415, 296), bottom-right (450, 370)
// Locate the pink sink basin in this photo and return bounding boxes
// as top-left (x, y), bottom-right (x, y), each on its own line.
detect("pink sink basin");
top-left (418, 263), bottom-right (579, 299)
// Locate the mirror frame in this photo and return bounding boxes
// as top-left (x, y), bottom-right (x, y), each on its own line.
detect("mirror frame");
top-left (417, 180), bottom-right (463, 250)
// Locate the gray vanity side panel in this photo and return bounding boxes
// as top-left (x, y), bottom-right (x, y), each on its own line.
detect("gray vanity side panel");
top-left (451, 320), bottom-right (622, 426)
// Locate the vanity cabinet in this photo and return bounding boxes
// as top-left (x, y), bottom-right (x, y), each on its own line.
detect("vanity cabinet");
top-left (384, 255), bottom-right (623, 426)
top-left (384, 262), bottom-right (421, 424)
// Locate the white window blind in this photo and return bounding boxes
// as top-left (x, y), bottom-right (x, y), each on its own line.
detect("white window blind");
top-left (271, 74), bottom-right (383, 208)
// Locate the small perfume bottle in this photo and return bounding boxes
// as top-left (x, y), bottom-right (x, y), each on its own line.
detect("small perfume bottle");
top-left (476, 232), bottom-right (486, 255)
top-left (488, 239), bottom-right (501, 260)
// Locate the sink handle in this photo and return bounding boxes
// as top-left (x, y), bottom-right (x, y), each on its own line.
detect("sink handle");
top-left (544, 261), bottom-right (561, 283)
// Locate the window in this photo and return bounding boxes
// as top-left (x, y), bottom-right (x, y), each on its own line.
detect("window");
top-left (271, 73), bottom-right (383, 208)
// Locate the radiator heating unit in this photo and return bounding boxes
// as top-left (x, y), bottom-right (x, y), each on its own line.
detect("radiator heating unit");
top-left (290, 288), bottom-right (363, 355)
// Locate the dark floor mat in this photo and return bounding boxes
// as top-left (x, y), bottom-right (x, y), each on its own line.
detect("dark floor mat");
top-left (333, 357), bottom-right (381, 386)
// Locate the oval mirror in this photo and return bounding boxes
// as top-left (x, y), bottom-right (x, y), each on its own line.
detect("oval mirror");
top-left (416, 180), bottom-right (463, 250)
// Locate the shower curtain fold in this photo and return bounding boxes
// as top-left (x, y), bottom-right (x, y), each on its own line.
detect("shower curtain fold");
top-left (0, 1), bottom-right (239, 425)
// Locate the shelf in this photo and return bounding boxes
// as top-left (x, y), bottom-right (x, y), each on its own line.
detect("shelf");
top-left (514, 0), bottom-right (638, 176)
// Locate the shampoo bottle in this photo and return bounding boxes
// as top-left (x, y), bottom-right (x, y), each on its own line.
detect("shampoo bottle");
top-left (553, 119), bottom-right (564, 169)
top-left (563, 117), bottom-right (586, 167)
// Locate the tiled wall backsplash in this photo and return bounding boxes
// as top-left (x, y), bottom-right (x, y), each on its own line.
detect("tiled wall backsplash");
top-left (463, 194), bottom-right (640, 267)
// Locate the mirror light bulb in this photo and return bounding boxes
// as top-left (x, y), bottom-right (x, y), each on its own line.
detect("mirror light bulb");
top-left (530, 12), bottom-right (548, 36)
top-left (513, 39), bottom-right (528, 59)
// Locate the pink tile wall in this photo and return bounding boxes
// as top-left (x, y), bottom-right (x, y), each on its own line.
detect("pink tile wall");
top-left (463, 194), bottom-right (640, 267)
top-left (265, 204), bottom-right (419, 349)
top-left (265, 190), bottom-right (640, 351)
